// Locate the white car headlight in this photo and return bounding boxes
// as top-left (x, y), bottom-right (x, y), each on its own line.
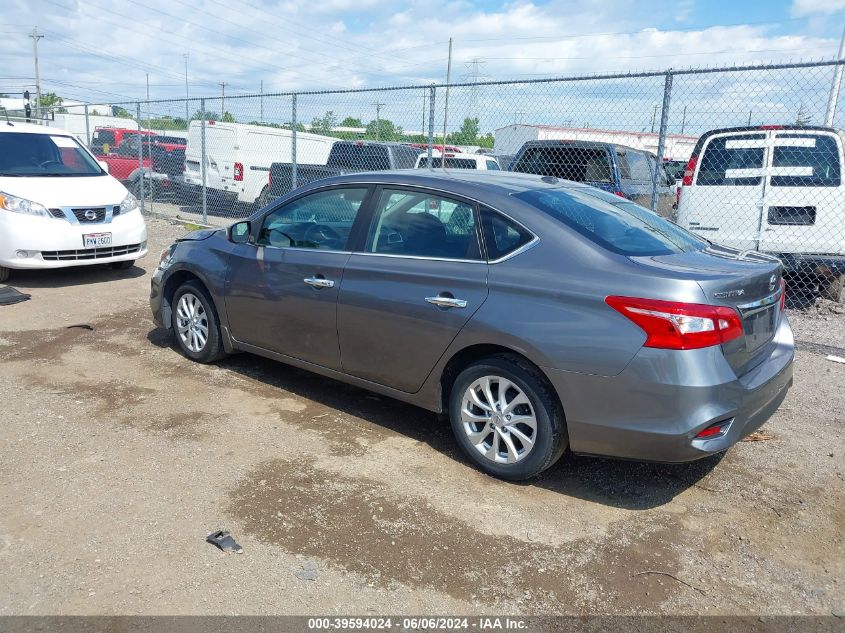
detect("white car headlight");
top-left (0, 191), bottom-right (50, 218)
top-left (120, 193), bottom-right (139, 215)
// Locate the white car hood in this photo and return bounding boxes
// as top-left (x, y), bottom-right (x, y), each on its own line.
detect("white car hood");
top-left (0, 175), bottom-right (128, 208)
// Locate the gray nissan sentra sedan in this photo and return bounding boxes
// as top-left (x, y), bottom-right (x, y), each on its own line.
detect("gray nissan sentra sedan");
top-left (150, 171), bottom-right (794, 480)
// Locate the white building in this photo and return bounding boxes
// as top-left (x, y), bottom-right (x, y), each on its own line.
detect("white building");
top-left (494, 124), bottom-right (698, 161)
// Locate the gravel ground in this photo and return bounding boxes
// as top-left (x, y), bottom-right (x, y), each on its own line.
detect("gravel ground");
top-left (0, 215), bottom-right (842, 616)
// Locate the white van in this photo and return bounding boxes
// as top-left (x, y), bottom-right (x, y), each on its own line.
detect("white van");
top-left (677, 125), bottom-right (845, 299)
top-left (415, 151), bottom-right (501, 170)
top-left (0, 123), bottom-right (147, 282)
top-left (182, 121), bottom-right (336, 208)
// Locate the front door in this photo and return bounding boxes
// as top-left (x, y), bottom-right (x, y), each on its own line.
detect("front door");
top-left (224, 186), bottom-right (371, 370)
top-left (337, 187), bottom-right (489, 393)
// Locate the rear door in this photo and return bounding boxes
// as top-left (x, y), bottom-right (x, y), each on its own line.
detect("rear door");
top-left (760, 130), bottom-right (844, 255)
top-left (337, 187), bottom-right (489, 393)
top-left (681, 132), bottom-right (767, 250)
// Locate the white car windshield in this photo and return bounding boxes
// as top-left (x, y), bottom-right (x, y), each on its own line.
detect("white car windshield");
top-left (0, 132), bottom-right (104, 177)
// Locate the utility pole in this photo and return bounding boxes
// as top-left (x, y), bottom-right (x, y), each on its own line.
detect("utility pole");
top-left (680, 105), bottom-right (687, 134)
top-left (260, 79), bottom-right (264, 122)
top-left (183, 53), bottom-right (189, 124)
top-left (146, 72), bottom-right (150, 132)
top-left (650, 104), bottom-right (658, 133)
top-left (422, 89), bottom-right (426, 141)
top-left (825, 25), bottom-right (845, 126)
top-left (442, 37), bottom-right (453, 164)
top-left (220, 82), bottom-right (226, 119)
top-left (30, 28), bottom-right (43, 124)
top-left (372, 101), bottom-right (385, 140)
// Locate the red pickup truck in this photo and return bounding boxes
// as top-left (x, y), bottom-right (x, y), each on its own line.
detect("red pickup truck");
top-left (95, 132), bottom-right (187, 197)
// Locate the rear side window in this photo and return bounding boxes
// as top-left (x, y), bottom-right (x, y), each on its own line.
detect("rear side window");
top-left (486, 160), bottom-right (500, 170)
top-left (514, 146), bottom-right (612, 183)
top-left (696, 134), bottom-right (765, 186)
top-left (514, 188), bottom-right (706, 256)
top-left (480, 208), bottom-right (534, 260)
top-left (771, 134), bottom-right (841, 187)
top-left (617, 150), bottom-right (651, 181)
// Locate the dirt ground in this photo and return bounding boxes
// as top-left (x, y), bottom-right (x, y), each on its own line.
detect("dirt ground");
top-left (0, 215), bottom-right (842, 616)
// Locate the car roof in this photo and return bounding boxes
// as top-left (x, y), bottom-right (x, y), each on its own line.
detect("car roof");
top-left (519, 140), bottom-right (629, 151)
top-left (307, 169), bottom-right (593, 196)
top-left (0, 122), bottom-right (76, 136)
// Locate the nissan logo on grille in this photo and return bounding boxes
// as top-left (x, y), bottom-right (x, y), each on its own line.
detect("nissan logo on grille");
top-left (769, 274), bottom-right (777, 292)
top-left (84, 209), bottom-right (98, 221)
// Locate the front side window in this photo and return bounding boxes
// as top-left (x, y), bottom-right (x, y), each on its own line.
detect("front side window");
top-left (771, 134), bottom-right (841, 187)
top-left (696, 134), bottom-right (765, 186)
top-left (0, 133), bottom-right (104, 177)
top-left (258, 187), bottom-right (368, 250)
top-left (515, 187), bottom-right (706, 256)
top-left (618, 150), bottom-right (651, 182)
top-left (366, 188), bottom-right (482, 260)
top-left (486, 160), bottom-right (501, 170)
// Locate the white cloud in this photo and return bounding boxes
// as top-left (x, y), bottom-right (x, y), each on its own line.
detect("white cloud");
top-left (791, 0), bottom-right (845, 17)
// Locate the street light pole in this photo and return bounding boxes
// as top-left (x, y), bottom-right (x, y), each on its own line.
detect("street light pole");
top-left (30, 27), bottom-right (44, 124)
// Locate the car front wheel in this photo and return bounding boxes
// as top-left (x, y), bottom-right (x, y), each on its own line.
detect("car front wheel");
top-left (448, 355), bottom-right (567, 480)
top-left (171, 281), bottom-right (225, 363)
top-left (0, 266), bottom-right (9, 283)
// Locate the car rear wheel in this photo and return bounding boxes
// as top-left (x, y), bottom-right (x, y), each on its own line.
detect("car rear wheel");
top-left (0, 266), bottom-right (9, 283)
top-left (171, 281), bottom-right (225, 363)
top-left (448, 355), bottom-right (567, 480)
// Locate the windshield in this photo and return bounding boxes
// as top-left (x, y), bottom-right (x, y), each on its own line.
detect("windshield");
top-left (515, 187), bottom-right (706, 256)
top-left (0, 132), bottom-right (104, 177)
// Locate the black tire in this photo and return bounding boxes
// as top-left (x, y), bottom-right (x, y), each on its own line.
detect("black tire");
top-left (0, 266), bottom-right (9, 283)
top-left (110, 260), bottom-right (135, 270)
top-left (171, 280), bottom-right (225, 363)
top-left (448, 354), bottom-right (567, 480)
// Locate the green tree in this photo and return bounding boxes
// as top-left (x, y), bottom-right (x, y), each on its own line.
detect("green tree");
top-left (112, 106), bottom-right (134, 118)
top-left (311, 110), bottom-right (337, 135)
top-left (39, 91), bottom-right (67, 113)
top-left (340, 116), bottom-right (362, 128)
top-left (452, 117), bottom-right (480, 145)
top-left (795, 103), bottom-right (812, 127)
top-left (222, 111), bottom-right (236, 123)
top-left (192, 109), bottom-right (219, 121)
top-left (365, 118), bottom-right (399, 141)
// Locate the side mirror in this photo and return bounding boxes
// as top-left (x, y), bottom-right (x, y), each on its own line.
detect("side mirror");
top-left (98, 160), bottom-right (109, 174)
top-left (229, 221), bottom-right (251, 244)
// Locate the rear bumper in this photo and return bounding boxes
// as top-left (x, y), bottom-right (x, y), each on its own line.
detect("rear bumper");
top-left (546, 315), bottom-right (795, 462)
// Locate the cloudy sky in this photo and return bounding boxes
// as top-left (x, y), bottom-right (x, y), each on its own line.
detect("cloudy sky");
top-left (2, 0), bottom-right (845, 133)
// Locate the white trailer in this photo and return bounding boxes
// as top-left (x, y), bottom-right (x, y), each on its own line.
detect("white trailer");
top-left (494, 124), bottom-right (698, 161)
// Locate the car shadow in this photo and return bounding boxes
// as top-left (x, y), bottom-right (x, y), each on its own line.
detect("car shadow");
top-left (9, 263), bottom-right (148, 290)
top-left (147, 328), bottom-right (722, 510)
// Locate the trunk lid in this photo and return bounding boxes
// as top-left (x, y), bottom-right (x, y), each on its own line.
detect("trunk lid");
top-left (633, 244), bottom-right (784, 375)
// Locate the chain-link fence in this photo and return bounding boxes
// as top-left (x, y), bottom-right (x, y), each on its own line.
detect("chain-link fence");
top-left (46, 59), bottom-right (845, 302)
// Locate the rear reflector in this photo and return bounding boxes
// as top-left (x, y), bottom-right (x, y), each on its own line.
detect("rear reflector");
top-left (696, 420), bottom-right (732, 439)
top-left (682, 154), bottom-right (698, 186)
top-left (605, 296), bottom-right (743, 350)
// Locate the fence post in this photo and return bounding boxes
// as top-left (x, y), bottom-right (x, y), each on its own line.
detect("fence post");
top-left (200, 98), bottom-right (208, 224)
top-left (291, 94), bottom-right (298, 191)
top-left (427, 85), bottom-right (436, 161)
top-left (136, 102), bottom-right (145, 214)
top-left (84, 104), bottom-right (90, 149)
top-left (651, 70), bottom-right (673, 215)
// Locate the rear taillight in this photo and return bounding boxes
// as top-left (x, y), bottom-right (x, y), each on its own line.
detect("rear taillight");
top-left (613, 191), bottom-right (626, 198)
top-left (779, 278), bottom-right (786, 310)
top-left (682, 154), bottom-right (698, 186)
top-left (605, 296), bottom-right (743, 350)
top-left (234, 162), bottom-right (244, 181)
top-left (676, 185), bottom-right (682, 207)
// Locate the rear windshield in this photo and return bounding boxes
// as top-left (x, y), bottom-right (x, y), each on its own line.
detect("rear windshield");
top-left (418, 157), bottom-right (477, 169)
top-left (0, 132), bottom-right (103, 177)
top-left (330, 144), bottom-right (390, 170)
top-left (771, 133), bottom-right (841, 187)
top-left (515, 188), bottom-right (706, 256)
top-left (697, 134), bottom-right (765, 186)
top-left (513, 146), bottom-right (612, 183)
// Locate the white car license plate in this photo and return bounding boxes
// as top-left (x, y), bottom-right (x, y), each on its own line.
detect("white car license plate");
top-left (83, 233), bottom-right (112, 248)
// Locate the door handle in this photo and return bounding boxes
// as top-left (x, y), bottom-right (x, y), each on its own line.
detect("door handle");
top-left (425, 296), bottom-right (467, 309)
top-left (304, 277), bottom-right (335, 289)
